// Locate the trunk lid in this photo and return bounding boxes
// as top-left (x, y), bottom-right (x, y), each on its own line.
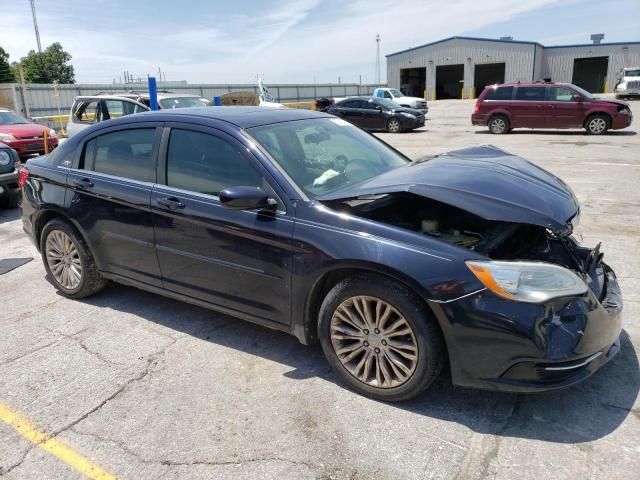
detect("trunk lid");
top-left (319, 145), bottom-right (579, 234)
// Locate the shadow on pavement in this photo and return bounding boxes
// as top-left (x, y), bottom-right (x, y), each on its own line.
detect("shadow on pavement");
top-left (79, 282), bottom-right (639, 444)
top-left (475, 129), bottom-right (637, 136)
top-left (0, 207), bottom-right (21, 225)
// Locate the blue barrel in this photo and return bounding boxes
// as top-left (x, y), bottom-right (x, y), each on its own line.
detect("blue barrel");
top-left (213, 96), bottom-right (222, 106)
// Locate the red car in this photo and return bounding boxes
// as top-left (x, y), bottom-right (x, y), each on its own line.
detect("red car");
top-left (0, 108), bottom-right (58, 158)
top-left (472, 82), bottom-right (633, 135)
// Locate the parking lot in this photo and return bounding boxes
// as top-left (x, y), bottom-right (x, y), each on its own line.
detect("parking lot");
top-left (1, 98), bottom-right (639, 480)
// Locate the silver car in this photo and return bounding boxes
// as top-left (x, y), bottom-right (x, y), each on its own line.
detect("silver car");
top-left (66, 92), bottom-right (211, 137)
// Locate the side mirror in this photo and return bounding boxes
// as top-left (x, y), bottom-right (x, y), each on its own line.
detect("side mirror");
top-left (574, 95), bottom-right (584, 102)
top-left (219, 186), bottom-right (277, 210)
top-left (377, 106), bottom-right (384, 112)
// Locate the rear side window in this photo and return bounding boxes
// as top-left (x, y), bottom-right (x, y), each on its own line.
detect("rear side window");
top-left (73, 101), bottom-right (99, 124)
top-left (166, 129), bottom-right (262, 196)
top-left (514, 86), bottom-right (546, 101)
top-left (93, 129), bottom-right (156, 182)
top-left (484, 86), bottom-right (513, 100)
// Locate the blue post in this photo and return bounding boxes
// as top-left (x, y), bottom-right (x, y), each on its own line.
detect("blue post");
top-left (148, 76), bottom-right (158, 110)
top-left (213, 96), bottom-right (222, 106)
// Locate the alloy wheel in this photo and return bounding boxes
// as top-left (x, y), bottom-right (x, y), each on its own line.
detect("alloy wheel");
top-left (588, 117), bottom-right (607, 134)
top-left (45, 230), bottom-right (82, 290)
top-left (491, 117), bottom-right (507, 133)
top-left (388, 118), bottom-right (401, 133)
top-left (330, 295), bottom-right (418, 388)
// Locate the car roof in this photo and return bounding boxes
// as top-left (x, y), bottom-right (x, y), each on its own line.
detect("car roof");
top-left (492, 82), bottom-right (573, 88)
top-left (118, 106), bottom-right (333, 129)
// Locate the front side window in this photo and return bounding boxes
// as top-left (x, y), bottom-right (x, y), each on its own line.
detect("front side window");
top-left (514, 86), bottom-right (546, 101)
top-left (388, 89), bottom-right (404, 98)
top-left (548, 87), bottom-right (577, 102)
top-left (249, 118), bottom-right (409, 197)
top-left (93, 129), bottom-right (156, 182)
top-left (166, 129), bottom-right (262, 196)
top-left (159, 97), bottom-right (208, 109)
top-left (103, 100), bottom-right (139, 119)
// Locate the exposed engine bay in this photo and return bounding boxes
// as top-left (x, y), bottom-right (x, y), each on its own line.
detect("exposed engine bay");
top-left (323, 192), bottom-right (608, 299)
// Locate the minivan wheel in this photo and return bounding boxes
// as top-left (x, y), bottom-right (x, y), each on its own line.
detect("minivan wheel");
top-left (489, 115), bottom-right (509, 134)
top-left (41, 218), bottom-right (107, 299)
top-left (318, 274), bottom-right (445, 401)
top-left (386, 118), bottom-right (402, 133)
top-left (585, 114), bottom-right (610, 135)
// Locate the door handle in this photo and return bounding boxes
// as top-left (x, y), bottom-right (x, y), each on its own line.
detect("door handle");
top-left (157, 197), bottom-right (185, 209)
top-left (72, 178), bottom-right (94, 189)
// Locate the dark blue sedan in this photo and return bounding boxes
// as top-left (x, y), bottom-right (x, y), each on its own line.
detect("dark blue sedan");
top-left (19, 107), bottom-right (622, 401)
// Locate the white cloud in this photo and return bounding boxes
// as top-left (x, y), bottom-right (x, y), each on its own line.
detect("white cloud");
top-left (0, 0), bottom-right (560, 84)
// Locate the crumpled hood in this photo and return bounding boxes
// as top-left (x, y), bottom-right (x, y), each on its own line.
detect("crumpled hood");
top-left (0, 122), bottom-right (48, 138)
top-left (319, 145), bottom-right (579, 234)
top-left (592, 98), bottom-right (629, 108)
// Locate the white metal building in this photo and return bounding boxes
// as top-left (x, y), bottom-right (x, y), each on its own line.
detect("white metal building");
top-left (386, 36), bottom-right (640, 100)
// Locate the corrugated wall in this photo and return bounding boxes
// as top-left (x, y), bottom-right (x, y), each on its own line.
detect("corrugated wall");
top-left (0, 82), bottom-right (385, 117)
top-left (387, 38), bottom-right (536, 97)
top-left (543, 44), bottom-right (640, 92)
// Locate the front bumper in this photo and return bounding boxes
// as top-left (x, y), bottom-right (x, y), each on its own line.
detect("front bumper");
top-left (615, 89), bottom-right (640, 97)
top-left (0, 168), bottom-right (19, 198)
top-left (399, 115), bottom-right (426, 130)
top-left (432, 263), bottom-right (623, 392)
top-left (0, 138), bottom-right (59, 156)
top-left (612, 111), bottom-right (633, 129)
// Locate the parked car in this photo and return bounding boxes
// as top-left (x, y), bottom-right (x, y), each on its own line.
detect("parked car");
top-left (373, 88), bottom-right (428, 113)
top-left (0, 143), bottom-right (20, 208)
top-left (20, 107), bottom-right (622, 401)
top-left (0, 108), bottom-right (59, 158)
top-left (615, 67), bottom-right (640, 99)
top-left (66, 92), bottom-right (211, 137)
top-left (472, 82), bottom-right (633, 135)
top-left (327, 96), bottom-right (425, 133)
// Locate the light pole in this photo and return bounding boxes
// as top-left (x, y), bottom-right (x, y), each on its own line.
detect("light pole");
top-left (375, 34), bottom-right (381, 84)
top-left (29, 0), bottom-right (42, 53)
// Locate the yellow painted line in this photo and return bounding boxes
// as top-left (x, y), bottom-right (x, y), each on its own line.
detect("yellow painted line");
top-left (0, 401), bottom-right (118, 480)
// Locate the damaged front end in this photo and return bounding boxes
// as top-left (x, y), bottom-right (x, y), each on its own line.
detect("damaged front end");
top-left (320, 145), bottom-right (622, 391)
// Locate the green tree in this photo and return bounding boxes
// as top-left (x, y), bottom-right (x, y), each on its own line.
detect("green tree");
top-left (19, 42), bottom-right (75, 84)
top-left (0, 47), bottom-right (15, 83)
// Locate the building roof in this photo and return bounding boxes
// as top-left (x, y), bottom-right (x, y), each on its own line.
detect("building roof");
top-left (386, 35), bottom-right (640, 57)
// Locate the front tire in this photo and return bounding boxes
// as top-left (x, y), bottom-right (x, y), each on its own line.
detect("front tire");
top-left (386, 117), bottom-right (402, 133)
top-left (488, 115), bottom-right (509, 134)
top-left (318, 274), bottom-right (445, 401)
top-left (585, 114), bottom-right (610, 135)
top-left (40, 218), bottom-right (107, 299)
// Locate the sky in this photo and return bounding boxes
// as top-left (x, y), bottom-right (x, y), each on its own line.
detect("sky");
top-left (1, 0), bottom-right (639, 85)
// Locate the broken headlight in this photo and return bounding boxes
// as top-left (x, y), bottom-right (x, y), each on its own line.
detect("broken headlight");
top-left (466, 261), bottom-right (588, 303)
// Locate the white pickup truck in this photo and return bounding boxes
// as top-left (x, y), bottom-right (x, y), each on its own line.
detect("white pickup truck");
top-left (615, 67), bottom-right (640, 99)
top-left (373, 88), bottom-right (428, 113)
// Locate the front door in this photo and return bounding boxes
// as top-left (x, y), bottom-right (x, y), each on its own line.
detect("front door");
top-left (66, 124), bottom-right (163, 286)
top-left (545, 86), bottom-right (584, 129)
top-left (151, 124), bottom-right (294, 326)
top-left (510, 86), bottom-right (547, 128)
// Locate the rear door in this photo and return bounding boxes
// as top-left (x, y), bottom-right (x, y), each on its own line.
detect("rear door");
top-left (545, 86), bottom-right (584, 128)
top-left (66, 123), bottom-right (163, 286)
top-left (332, 100), bottom-right (365, 127)
top-left (510, 86), bottom-right (547, 128)
top-left (151, 123), bottom-right (294, 326)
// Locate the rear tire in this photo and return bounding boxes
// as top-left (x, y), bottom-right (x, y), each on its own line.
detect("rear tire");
top-left (488, 115), bottom-right (509, 134)
top-left (386, 117), bottom-right (402, 133)
top-left (318, 274), bottom-right (445, 401)
top-left (585, 114), bottom-right (610, 135)
top-left (40, 218), bottom-right (107, 299)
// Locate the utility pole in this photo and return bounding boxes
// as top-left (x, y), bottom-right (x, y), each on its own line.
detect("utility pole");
top-left (375, 34), bottom-right (381, 84)
top-left (29, 0), bottom-right (42, 53)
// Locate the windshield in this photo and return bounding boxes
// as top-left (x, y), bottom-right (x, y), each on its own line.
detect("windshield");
top-left (159, 97), bottom-right (208, 109)
top-left (388, 89), bottom-right (404, 98)
top-left (623, 69), bottom-right (640, 77)
top-left (570, 84), bottom-right (596, 99)
top-left (0, 111), bottom-right (29, 125)
top-left (373, 98), bottom-right (400, 110)
top-left (248, 118), bottom-right (409, 198)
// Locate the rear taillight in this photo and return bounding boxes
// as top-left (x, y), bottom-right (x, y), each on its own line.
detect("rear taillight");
top-left (474, 100), bottom-right (480, 113)
top-left (17, 168), bottom-right (29, 188)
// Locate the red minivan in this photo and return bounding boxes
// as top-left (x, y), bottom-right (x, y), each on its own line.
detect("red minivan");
top-left (472, 82), bottom-right (633, 135)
